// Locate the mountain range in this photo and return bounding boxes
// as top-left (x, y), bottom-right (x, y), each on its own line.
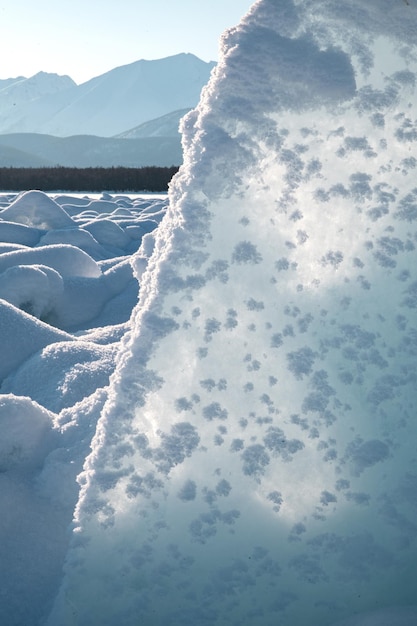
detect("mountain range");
top-left (0, 54), bottom-right (216, 167)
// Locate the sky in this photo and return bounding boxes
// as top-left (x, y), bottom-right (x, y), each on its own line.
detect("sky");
top-left (0, 0), bottom-right (252, 84)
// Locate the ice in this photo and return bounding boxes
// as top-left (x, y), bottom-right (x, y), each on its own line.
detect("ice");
top-left (46, 1), bottom-right (417, 624)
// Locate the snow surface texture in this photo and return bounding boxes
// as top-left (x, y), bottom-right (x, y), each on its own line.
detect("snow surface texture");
top-left (44, 0), bottom-right (417, 625)
top-left (0, 190), bottom-right (167, 625)
top-left (3, 0), bottom-right (417, 624)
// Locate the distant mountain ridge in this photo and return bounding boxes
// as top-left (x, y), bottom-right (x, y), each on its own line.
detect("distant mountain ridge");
top-left (0, 132), bottom-right (183, 168)
top-left (115, 109), bottom-right (190, 140)
top-left (0, 54), bottom-right (215, 138)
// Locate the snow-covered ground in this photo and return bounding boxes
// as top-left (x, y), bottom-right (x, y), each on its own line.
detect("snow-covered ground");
top-left (0, 189), bottom-right (167, 625)
top-left (2, 0), bottom-right (417, 625)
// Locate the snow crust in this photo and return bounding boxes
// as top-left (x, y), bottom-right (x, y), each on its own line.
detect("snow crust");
top-left (2, 0), bottom-right (417, 625)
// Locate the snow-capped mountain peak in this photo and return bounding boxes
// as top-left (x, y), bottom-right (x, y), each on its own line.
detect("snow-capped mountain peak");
top-left (0, 54), bottom-right (215, 138)
top-left (0, 71), bottom-right (75, 103)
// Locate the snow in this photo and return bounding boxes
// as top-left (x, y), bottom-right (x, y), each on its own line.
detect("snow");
top-left (1, 190), bottom-right (76, 229)
top-left (0, 189), bottom-right (168, 625)
top-left (2, 0), bottom-right (417, 625)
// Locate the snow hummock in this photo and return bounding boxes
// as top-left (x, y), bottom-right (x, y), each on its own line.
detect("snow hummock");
top-left (1, 190), bottom-right (76, 229)
top-left (2, 1), bottom-right (417, 625)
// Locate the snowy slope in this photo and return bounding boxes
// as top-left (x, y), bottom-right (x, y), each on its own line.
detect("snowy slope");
top-left (0, 54), bottom-right (215, 138)
top-left (0, 72), bottom-right (77, 134)
top-left (0, 77), bottom-right (25, 90)
top-left (0, 71), bottom-right (75, 104)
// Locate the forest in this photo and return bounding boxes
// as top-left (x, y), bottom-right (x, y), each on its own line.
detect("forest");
top-left (0, 166), bottom-right (179, 192)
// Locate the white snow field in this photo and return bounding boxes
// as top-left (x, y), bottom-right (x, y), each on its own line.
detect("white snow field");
top-left (2, 0), bottom-right (417, 624)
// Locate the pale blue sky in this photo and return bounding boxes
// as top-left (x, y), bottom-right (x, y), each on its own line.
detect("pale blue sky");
top-left (0, 0), bottom-right (252, 83)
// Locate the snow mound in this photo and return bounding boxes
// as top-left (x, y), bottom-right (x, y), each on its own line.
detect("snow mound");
top-left (0, 244), bottom-right (101, 277)
top-left (83, 218), bottom-right (131, 250)
top-left (0, 190), bottom-right (76, 229)
top-left (0, 220), bottom-right (41, 246)
top-left (54, 195), bottom-right (93, 209)
top-left (0, 394), bottom-right (56, 472)
top-left (0, 299), bottom-right (71, 382)
top-left (2, 341), bottom-right (118, 413)
top-left (0, 243), bottom-right (29, 253)
top-left (38, 228), bottom-right (109, 261)
top-left (0, 263), bottom-right (64, 319)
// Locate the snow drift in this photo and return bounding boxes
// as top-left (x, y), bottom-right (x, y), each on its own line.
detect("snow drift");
top-left (46, 1), bottom-right (417, 625)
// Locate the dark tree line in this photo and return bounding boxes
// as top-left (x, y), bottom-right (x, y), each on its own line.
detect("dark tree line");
top-left (0, 166), bottom-right (179, 192)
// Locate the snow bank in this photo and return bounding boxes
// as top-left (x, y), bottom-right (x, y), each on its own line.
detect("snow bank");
top-left (49, 1), bottom-right (417, 625)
